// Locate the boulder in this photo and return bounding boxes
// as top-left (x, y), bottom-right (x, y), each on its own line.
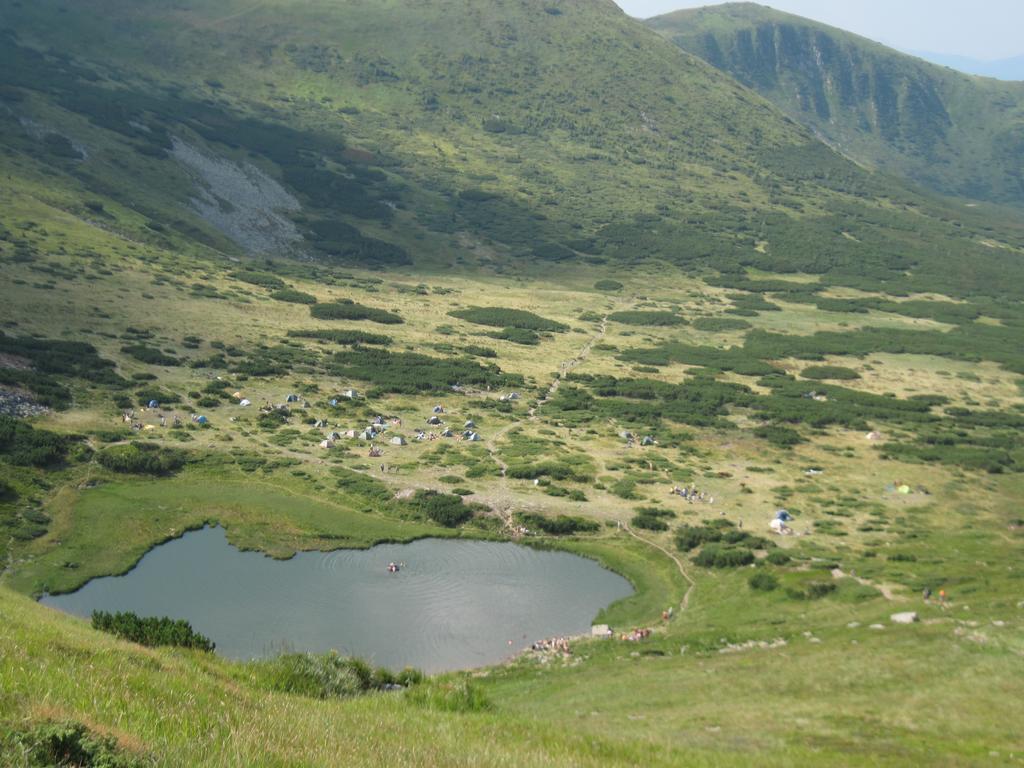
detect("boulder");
top-left (890, 611), bottom-right (919, 624)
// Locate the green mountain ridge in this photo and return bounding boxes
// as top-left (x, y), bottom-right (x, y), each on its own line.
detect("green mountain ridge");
top-left (2, 0), bottom-right (1023, 299)
top-left (648, 2), bottom-right (1024, 206)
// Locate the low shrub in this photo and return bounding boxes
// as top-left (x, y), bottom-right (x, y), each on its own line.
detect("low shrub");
top-left (92, 610), bottom-right (214, 651)
top-left (449, 307), bottom-right (567, 332)
top-left (801, 365), bottom-right (860, 380)
top-left (230, 270), bottom-right (285, 289)
top-left (0, 416), bottom-right (70, 467)
top-left (121, 344), bottom-right (179, 366)
top-left (270, 288), bottom-right (318, 305)
top-left (311, 300), bottom-right (403, 324)
top-left (753, 425), bottom-right (805, 447)
top-left (518, 513), bottom-right (599, 535)
top-left (608, 310), bottom-right (685, 327)
top-left (97, 443), bottom-right (185, 475)
top-left (765, 550), bottom-right (791, 565)
top-left (488, 327), bottom-right (540, 345)
top-left (407, 489), bottom-right (474, 527)
top-left (11, 720), bottom-right (150, 768)
top-left (288, 329), bottom-right (392, 346)
top-left (692, 317), bottom-right (752, 332)
top-left (631, 512), bottom-right (669, 531)
top-left (594, 279), bottom-right (623, 291)
top-left (692, 544), bottom-right (755, 568)
top-left (749, 571), bottom-right (779, 591)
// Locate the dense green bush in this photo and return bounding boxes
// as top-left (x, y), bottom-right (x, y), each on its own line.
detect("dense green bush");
top-left (608, 311), bottom-right (685, 326)
top-left (448, 307), bottom-right (567, 332)
top-left (631, 512), bottom-right (669, 531)
top-left (801, 365), bottom-right (860, 380)
top-left (121, 344), bottom-right (180, 366)
top-left (92, 610), bottom-right (214, 651)
top-left (753, 425), bottom-right (805, 447)
top-left (0, 416), bottom-right (70, 467)
top-left (462, 345), bottom-right (497, 358)
top-left (97, 443), bottom-right (185, 475)
top-left (11, 720), bottom-right (150, 768)
top-left (692, 544), bottom-right (755, 568)
top-left (487, 327), bottom-right (540, 345)
top-left (407, 489), bottom-right (474, 527)
top-left (518, 513), bottom-right (599, 535)
top-left (506, 461), bottom-right (593, 483)
top-left (692, 317), bottom-right (752, 332)
top-left (288, 329), bottom-right (392, 346)
top-left (270, 288), bottom-right (318, 304)
top-left (675, 523), bottom-right (724, 551)
top-left (765, 550), bottom-right (791, 565)
top-left (230, 270), bottom-right (286, 289)
top-left (328, 349), bottom-right (519, 393)
top-left (594, 279), bottom-right (624, 291)
top-left (749, 571), bottom-right (779, 591)
top-left (311, 300), bottom-right (403, 324)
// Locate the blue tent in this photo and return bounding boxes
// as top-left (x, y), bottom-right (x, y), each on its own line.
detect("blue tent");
top-left (775, 509), bottom-right (792, 522)
top-left (286, 394), bottom-right (300, 402)
top-left (196, 415), bottom-right (209, 424)
top-left (329, 399), bottom-right (339, 407)
top-left (148, 400), bottom-right (159, 408)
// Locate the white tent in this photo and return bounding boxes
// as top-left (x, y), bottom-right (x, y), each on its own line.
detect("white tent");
top-left (390, 435), bottom-right (407, 446)
top-left (319, 439), bottom-right (334, 449)
top-left (239, 399), bottom-right (251, 407)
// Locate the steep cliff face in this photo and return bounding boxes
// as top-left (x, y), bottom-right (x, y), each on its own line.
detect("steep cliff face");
top-left (649, 3), bottom-right (1024, 205)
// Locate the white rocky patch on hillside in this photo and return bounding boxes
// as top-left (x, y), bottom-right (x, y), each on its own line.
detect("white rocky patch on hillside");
top-left (171, 138), bottom-right (303, 255)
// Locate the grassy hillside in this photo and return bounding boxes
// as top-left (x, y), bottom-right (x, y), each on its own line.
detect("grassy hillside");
top-left (648, 2), bottom-right (1024, 206)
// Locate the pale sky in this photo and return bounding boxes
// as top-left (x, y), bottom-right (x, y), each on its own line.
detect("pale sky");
top-left (615, 1), bottom-right (1024, 60)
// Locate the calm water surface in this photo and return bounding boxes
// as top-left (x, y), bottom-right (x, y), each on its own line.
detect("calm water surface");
top-left (41, 527), bottom-right (633, 672)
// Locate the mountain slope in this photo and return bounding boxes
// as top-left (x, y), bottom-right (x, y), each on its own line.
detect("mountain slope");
top-left (647, 2), bottom-right (1024, 206)
top-left (2, 0), bottom-right (1023, 302)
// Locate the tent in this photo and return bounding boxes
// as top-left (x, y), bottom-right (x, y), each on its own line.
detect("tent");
top-left (358, 430), bottom-right (374, 440)
top-left (286, 394), bottom-right (300, 403)
top-left (897, 484), bottom-right (911, 494)
top-left (329, 399), bottom-right (339, 407)
top-left (427, 415), bottom-right (442, 425)
top-left (441, 428), bottom-right (454, 437)
top-left (147, 400), bottom-right (159, 408)
top-left (390, 435), bottom-right (407, 446)
top-left (343, 430), bottom-right (357, 439)
top-left (466, 432), bottom-right (482, 442)
top-left (232, 392), bottom-right (243, 400)
top-left (343, 389), bottom-right (359, 399)
top-left (641, 436), bottom-right (656, 446)
top-left (319, 439), bottom-right (334, 449)
top-left (328, 431), bottom-right (342, 440)
top-left (865, 431), bottom-right (882, 441)
top-left (196, 415), bottom-right (209, 424)
top-left (433, 405), bottom-right (444, 413)
top-left (143, 424), bottom-right (156, 431)
top-left (464, 420), bottom-right (475, 429)
top-left (239, 399), bottom-right (251, 407)
top-left (619, 431), bottom-right (634, 441)
top-left (774, 509), bottom-right (792, 522)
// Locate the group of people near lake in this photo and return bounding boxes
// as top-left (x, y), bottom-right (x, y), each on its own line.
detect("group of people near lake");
top-left (671, 485), bottom-right (713, 504)
top-left (621, 627), bottom-right (653, 642)
top-left (530, 636), bottom-right (572, 655)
